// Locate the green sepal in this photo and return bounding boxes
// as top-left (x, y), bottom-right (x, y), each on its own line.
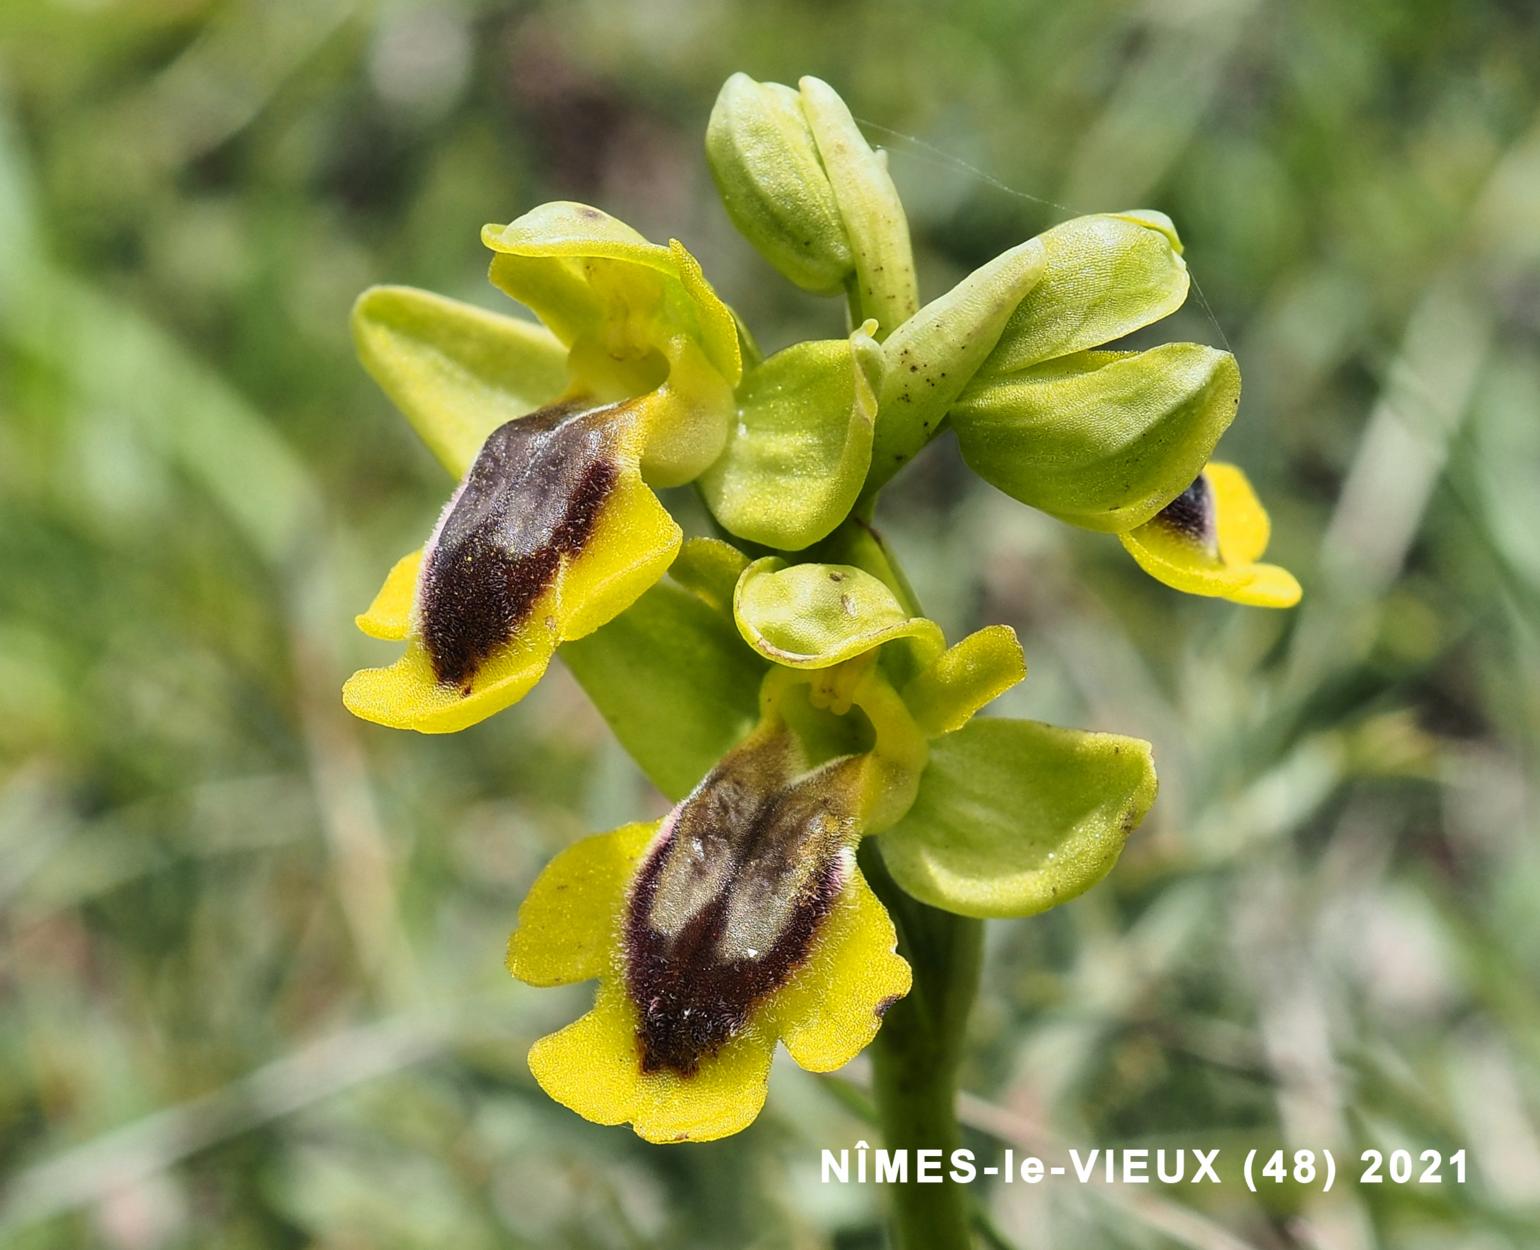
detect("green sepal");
top-left (951, 343), bottom-right (1241, 532)
top-left (733, 557), bottom-right (945, 669)
top-left (982, 212), bottom-right (1190, 374)
top-left (351, 285), bottom-right (569, 477)
top-left (700, 322), bottom-right (884, 550)
top-left (561, 576), bottom-right (765, 801)
top-left (879, 718), bottom-right (1157, 919)
top-left (901, 625), bottom-right (1026, 737)
top-left (706, 73), bottom-right (853, 294)
top-left (865, 239), bottom-right (1047, 494)
top-left (483, 202), bottom-right (741, 390)
top-left (667, 536), bottom-right (751, 613)
top-left (799, 76), bottom-right (918, 335)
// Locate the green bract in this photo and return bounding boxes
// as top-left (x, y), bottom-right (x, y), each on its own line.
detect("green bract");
top-left (342, 71), bottom-right (1302, 1158)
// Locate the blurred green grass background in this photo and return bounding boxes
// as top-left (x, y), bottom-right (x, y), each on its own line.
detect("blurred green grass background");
top-left (2, 1), bottom-right (1538, 1247)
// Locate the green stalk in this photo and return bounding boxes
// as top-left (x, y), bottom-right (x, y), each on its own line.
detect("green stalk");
top-left (860, 841), bottom-right (983, 1250)
top-left (835, 515), bottom-right (982, 1246)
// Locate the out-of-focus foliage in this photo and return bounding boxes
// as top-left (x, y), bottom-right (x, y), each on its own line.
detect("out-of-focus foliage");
top-left (2, 1), bottom-right (1538, 1247)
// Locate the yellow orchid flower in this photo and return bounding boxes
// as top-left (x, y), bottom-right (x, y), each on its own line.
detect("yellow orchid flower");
top-left (343, 204), bottom-right (741, 733)
top-left (507, 667), bottom-right (921, 1143)
top-left (1119, 462), bottom-right (1302, 607)
top-left (508, 556), bottom-right (1157, 1141)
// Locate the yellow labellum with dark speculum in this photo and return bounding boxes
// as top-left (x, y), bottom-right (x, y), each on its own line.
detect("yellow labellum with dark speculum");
top-left (1118, 462), bottom-right (1302, 607)
top-left (507, 719), bottom-right (912, 1143)
top-left (343, 202), bottom-right (748, 734)
top-left (343, 398), bottom-right (679, 733)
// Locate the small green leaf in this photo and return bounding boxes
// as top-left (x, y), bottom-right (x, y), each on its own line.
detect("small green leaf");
top-left (880, 718), bottom-right (1157, 919)
top-left (902, 625), bottom-right (1026, 737)
top-left (865, 239), bottom-right (1047, 494)
top-left (561, 579), bottom-right (765, 801)
top-left (799, 76), bottom-right (918, 335)
top-left (700, 324), bottom-right (883, 550)
top-left (734, 558), bottom-right (944, 668)
top-left (983, 212), bottom-right (1189, 374)
top-left (706, 73), bottom-right (853, 294)
top-left (351, 285), bottom-right (568, 477)
top-left (951, 343), bottom-right (1240, 532)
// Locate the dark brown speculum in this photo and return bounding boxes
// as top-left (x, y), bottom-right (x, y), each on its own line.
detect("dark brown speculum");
top-left (623, 734), bottom-right (856, 1075)
top-left (1154, 472), bottom-right (1217, 554)
top-left (416, 402), bottom-right (621, 690)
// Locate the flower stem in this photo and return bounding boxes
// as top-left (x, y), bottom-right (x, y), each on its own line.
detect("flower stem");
top-left (860, 842), bottom-right (983, 1249)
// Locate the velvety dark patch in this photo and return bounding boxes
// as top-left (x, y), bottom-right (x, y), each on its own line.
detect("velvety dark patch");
top-left (623, 741), bottom-right (854, 1076)
top-left (1155, 473), bottom-right (1217, 552)
top-left (417, 402), bottom-right (620, 689)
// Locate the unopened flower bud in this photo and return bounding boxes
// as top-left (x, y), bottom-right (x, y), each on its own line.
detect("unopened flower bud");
top-left (707, 74), bottom-right (918, 334)
top-left (706, 73), bottom-right (853, 295)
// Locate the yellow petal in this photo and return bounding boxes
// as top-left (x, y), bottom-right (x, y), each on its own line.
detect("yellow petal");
top-left (1119, 464), bottom-right (1301, 608)
top-left (636, 338), bottom-right (735, 487)
top-left (1226, 561), bottom-right (1304, 609)
top-left (354, 548), bottom-right (423, 641)
top-left (342, 604), bottom-right (557, 733)
top-left (901, 624), bottom-right (1026, 737)
top-left (556, 470), bottom-right (681, 641)
top-left (1207, 461), bottom-right (1270, 565)
top-left (772, 865), bottom-right (911, 1072)
top-left (528, 980), bottom-right (775, 1144)
top-left (507, 822), bottom-right (658, 987)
